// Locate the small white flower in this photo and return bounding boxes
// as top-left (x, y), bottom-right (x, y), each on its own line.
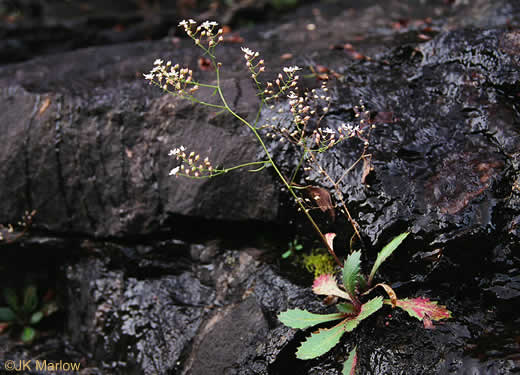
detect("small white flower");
top-left (169, 166), bottom-right (180, 176)
top-left (201, 21), bottom-right (218, 30)
top-left (283, 66), bottom-right (301, 73)
top-left (322, 128), bottom-right (335, 134)
top-left (154, 59), bottom-right (163, 66)
top-left (241, 47), bottom-right (254, 56)
top-left (143, 73), bottom-right (154, 80)
top-left (179, 20), bottom-right (188, 28)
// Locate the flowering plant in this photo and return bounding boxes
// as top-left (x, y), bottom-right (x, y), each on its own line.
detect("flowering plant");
top-left (145, 19), bottom-right (372, 266)
top-left (145, 19), bottom-right (451, 374)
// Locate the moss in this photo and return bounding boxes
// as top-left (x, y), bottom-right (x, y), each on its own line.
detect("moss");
top-left (302, 249), bottom-right (336, 278)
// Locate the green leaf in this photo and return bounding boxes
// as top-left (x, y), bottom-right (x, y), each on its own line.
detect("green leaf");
top-left (278, 309), bottom-right (345, 329)
top-left (0, 307), bottom-right (16, 322)
top-left (313, 274), bottom-right (352, 301)
top-left (368, 232), bottom-right (409, 285)
top-left (343, 297), bottom-right (383, 332)
top-left (337, 303), bottom-right (356, 314)
top-left (281, 250), bottom-right (292, 258)
top-left (343, 251), bottom-right (362, 299)
top-left (342, 346), bottom-right (358, 375)
top-left (23, 286), bottom-right (38, 313)
top-left (30, 311), bottom-right (44, 325)
top-left (21, 326), bottom-right (36, 342)
top-left (387, 298), bottom-right (451, 328)
top-left (296, 319), bottom-right (348, 359)
top-left (4, 288), bottom-right (18, 311)
top-left (295, 297), bottom-right (383, 360)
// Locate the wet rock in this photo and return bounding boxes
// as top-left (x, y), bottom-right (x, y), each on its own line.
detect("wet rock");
top-left (1, 0), bottom-right (520, 374)
top-left (0, 40), bottom-right (278, 237)
top-left (64, 247), bottom-right (321, 375)
top-left (66, 256), bottom-right (215, 374)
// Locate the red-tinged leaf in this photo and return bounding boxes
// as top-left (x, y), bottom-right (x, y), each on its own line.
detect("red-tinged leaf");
top-left (281, 53), bottom-right (293, 60)
top-left (388, 298), bottom-right (452, 327)
top-left (0, 322), bottom-right (10, 333)
top-left (305, 186), bottom-right (335, 220)
top-left (313, 274), bottom-right (352, 301)
top-left (423, 314), bottom-right (434, 329)
top-left (342, 346), bottom-right (358, 375)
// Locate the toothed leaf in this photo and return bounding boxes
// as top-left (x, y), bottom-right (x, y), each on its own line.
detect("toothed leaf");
top-left (296, 319), bottom-right (348, 359)
top-left (337, 303), bottom-right (356, 314)
top-left (343, 251), bottom-right (362, 299)
top-left (278, 309), bottom-right (345, 329)
top-left (342, 346), bottom-right (358, 375)
top-left (388, 297), bottom-right (451, 328)
top-left (368, 232), bottom-right (409, 285)
top-left (313, 274), bottom-right (352, 301)
top-left (296, 297), bottom-right (383, 360)
top-left (343, 296), bottom-right (384, 332)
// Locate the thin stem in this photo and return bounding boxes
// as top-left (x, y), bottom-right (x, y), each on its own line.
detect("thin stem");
top-left (290, 146), bottom-right (308, 184)
top-left (214, 66), bottom-right (342, 267)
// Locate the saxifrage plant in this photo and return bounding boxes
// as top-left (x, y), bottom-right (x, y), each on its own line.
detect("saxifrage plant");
top-left (0, 285), bottom-right (58, 343)
top-left (278, 232), bottom-right (451, 374)
top-left (145, 19), bottom-right (452, 373)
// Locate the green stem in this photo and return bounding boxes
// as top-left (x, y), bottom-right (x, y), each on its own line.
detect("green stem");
top-left (214, 66), bottom-right (342, 267)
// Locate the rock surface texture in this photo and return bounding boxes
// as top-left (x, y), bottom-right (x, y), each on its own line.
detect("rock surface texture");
top-left (1, 0), bottom-right (519, 374)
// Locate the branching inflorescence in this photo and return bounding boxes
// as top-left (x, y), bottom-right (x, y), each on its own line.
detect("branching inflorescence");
top-left (145, 19), bottom-right (373, 266)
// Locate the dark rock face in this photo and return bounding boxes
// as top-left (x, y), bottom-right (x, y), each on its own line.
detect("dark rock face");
top-left (1, 0), bottom-right (520, 375)
top-left (0, 41), bottom-right (278, 237)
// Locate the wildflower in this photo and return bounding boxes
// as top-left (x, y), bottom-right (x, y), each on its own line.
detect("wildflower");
top-left (169, 166), bottom-right (180, 176)
top-left (201, 21), bottom-right (218, 30)
top-left (283, 66), bottom-right (301, 73)
top-left (241, 47), bottom-right (256, 59)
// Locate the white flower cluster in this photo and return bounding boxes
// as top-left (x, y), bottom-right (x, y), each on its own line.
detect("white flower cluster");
top-left (179, 19), bottom-right (223, 49)
top-left (169, 146), bottom-right (214, 177)
top-left (144, 60), bottom-right (197, 94)
top-left (241, 47), bottom-right (265, 80)
top-left (261, 81), bottom-right (364, 153)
